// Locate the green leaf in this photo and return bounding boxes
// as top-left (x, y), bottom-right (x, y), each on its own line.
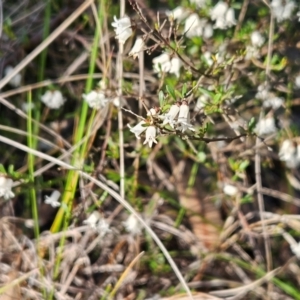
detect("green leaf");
top-left (158, 90), bottom-right (165, 106)
top-left (248, 117), bottom-right (256, 132)
top-left (166, 85), bottom-right (176, 100)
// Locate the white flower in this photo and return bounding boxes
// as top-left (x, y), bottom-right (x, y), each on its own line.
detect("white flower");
top-left (297, 11), bottom-right (300, 21)
top-left (123, 214), bottom-right (142, 235)
top-left (225, 8), bottom-right (236, 27)
top-left (4, 66), bottom-right (22, 87)
top-left (147, 107), bottom-right (159, 117)
top-left (166, 6), bottom-right (189, 22)
top-left (190, 0), bottom-right (206, 8)
top-left (143, 126), bottom-right (157, 147)
top-left (203, 51), bottom-right (214, 66)
top-left (111, 15), bottom-right (132, 44)
top-left (256, 83), bottom-right (270, 100)
top-left (177, 101), bottom-right (195, 132)
top-left (129, 37), bottom-right (144, 59)
top-left (45, 190), bottom-right (61, 208)
top-left (270, 0), bottom-right (296, 22)
top-left (41, 90), bottom-right (65, 109)
top-left (129, 121), bottom-right (147, 139)
top-left (245, 45), bottom-right (260, 60)
top-left (295, 75), bottom-right (300, 88)
top-left (153, 53), bottom-right (171, 74)
top-left (211, 1), bottom-right (228, 20)
top-left (195, 95), bottom-right (209, 111)
top-left (251, 31), bottom-right (265, 47)
top-left (210, 1), bottom-right (236, 29)
top-left (162, 103), bottom-right (181, 128)
top-left (153, 53), bottom-right (181, 78)
top-left (203, 23), bottom-right (214, 39)
top-left (263, 96), bottom-right (284, 110)
top-left (255, 117), bottom-right (277, 136)
top-left (279, 140), bottom-right (300, 169)
top-left (83, 211), bottom-right (110, 236)
top-left (82, 90), bottom-right (109, 110)
top-left (0, 176), bottom-right (15, 200)
top-left (184, 14), bottom-right (207, 38)
top-left (223, 184), bottom-right (238, 196)
top-left (169, 57), bottom-right (182, 78)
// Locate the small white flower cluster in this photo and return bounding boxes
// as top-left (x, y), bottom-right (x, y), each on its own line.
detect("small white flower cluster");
top-left (279, 139), bottom-right (300, 169)
top-left (111, 15), bottom-right (133, 44)
top-left (83, 90), bottom-right (110, 110)
top-left (4, 66), bottom-right (22, 88)
top-left (223, 184), bottom-right (238, 197)
top-left (45, 190), bottom-right (61, 208)
top-left (83, 211), bottom-right (111, 237)
top-left (0, 175), bottom-right (15, 200)
top-left (245, 31), bottom-right (265, 60)
top-left (152, 53), bottom-right (182, 78)
top-left (210, 1), bottom-right (236, 29)
top-left (41, 90), bottom-right (66, 109)
top-left (166, 6), bottom-right (189, 23)
top-left (255, 116), bottom-right (277, 136)
top-left (129, 37), bottom-right (145, 59)
top-left (129, 101), bottom-right (195, 147)
top-left (184, 14), bottom-right (213, 39)
top-left (270, 0), bottom-right (296, 22)
top-left (123, 214), bottom-right (142, 235)
top-left (294, 75), bottom-right (300, 88)
top-left (256, 83), bottom-right (284, 110)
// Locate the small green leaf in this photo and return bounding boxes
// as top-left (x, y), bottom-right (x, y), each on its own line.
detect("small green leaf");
top-left (158, 90), bottom-right (165, 106)
top-left (166, 85), bottom-right (176, 100)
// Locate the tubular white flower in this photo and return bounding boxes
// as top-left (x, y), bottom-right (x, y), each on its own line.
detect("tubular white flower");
top-left (45, 190), bottom-right (61, 208)
top-left (251, 31), bottom-right (265, 47)
top-left (0, 176), bottom-right (15, 200)
top-left (211, 1), bottom-right (228, 20)
top-left (129, 37), bottom-right (144, 59)
top-left (177, 101), bottom-right (195, 132)
top-left (111, 15), bottom-right (133, 44)
top-left (271, 0), bottom-right (296, 22)
top-left (162, 103), bottom-right (181, 128)
top-left (83, 90), bottom-right (109, 110)
top-left (83, 211), bottom-right (100, 229)
top-left (166, 6), bottom-right (189, 22)
top-left (41, 90), bottom-right (66, 109)
top-left (223, 184), bottom-right (238, 196)
top-left (129, 121), bottom-right (147, 139)
top-left (255, 117), bottom-right (277, 136)
top-left (143, 125), bottom-right (157, 148)
top-left (184, 14), bottom-right (207, 38)
top-left (147, 107), bottom-right (159, 117)
top-left (153, 53), bottom-right (171, 74)
top-left (225, 8), bottom-right (236, 27)
top-left (195, 95), bottom-right (209, 111)
top-left (210, 1), bottom-right (236, 29)
top-left (123, 214), bottom-right (142, 235)
top-left (279, 140), bottom-right (300, 169)
top-left (169, 57), bottom-right (182, 78)
top-left (83, 211), bottom-right (111, 236)
top-left (203, 51), bottom-right (214, 66)
top-left (203, 23), bottom-right (214, 39)
top-left (4, 66), bottom-right (22, 87)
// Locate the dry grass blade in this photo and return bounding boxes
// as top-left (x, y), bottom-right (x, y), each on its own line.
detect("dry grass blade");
top-left (209, 267), bottom-right (280, 297)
